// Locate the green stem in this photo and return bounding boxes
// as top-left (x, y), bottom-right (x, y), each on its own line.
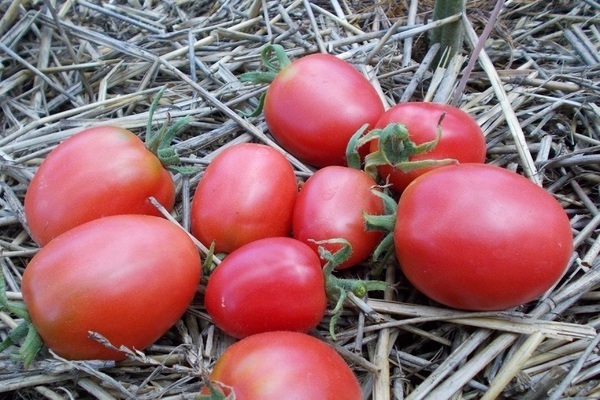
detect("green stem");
top-left (239, 44), bottom-right (292, 116)
top-left (314, 239), bottom-right (387, 338)
top-left (240, 44), bottom-right (291, 84)
top-left (347, 114), bottom-right (457, 182)
top-left (144, 87), bottom-right (196, 175)
top-left (363, 188), bottom-right (399, 262)
top-left (345, 123), bottom-right (370, 170)
top-left (260, 43), bottom-right (292, 72)
top-left (431, 0), bottom-right (465, 68)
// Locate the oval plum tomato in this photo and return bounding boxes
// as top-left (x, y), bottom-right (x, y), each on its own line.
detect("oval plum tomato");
top-left (394, 163), bottom-right (573, 310)
top-left (369, 102), bottom-right (486, 192)
top-left (22, 215), bottom-right (201, 360)
top-left (190, 143), bottom-right (298, 254)
top-left (293, 166), bottom-right (384, 269)
top-left (263, 50), bottom-right (385, 167)
top-left (205, 237), bottom-right (326, 339)
top-left (202, 331), bottom-right (362, 400)
top-left (24, 126), bottom-right (175, 246)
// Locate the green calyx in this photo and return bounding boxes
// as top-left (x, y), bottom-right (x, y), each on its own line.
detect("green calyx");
top-left (0, 275), bottom-right (43, 367)
top-left (363, 187), bottom-right (399, 263)
top-left (145, 87), bottom-right (197, 175)
top-left (346, 113), bottom-right (458, 176)
top-left (198, 380), bottom-right (236, 400)
top-left (345, 123), bottom-right (370, 170)
top-left (314, 239), bottom-right (388, 339)
top-left (240, 43), bottom-right (291, 84)
top-left (239, 44), bottom-right (292, 117)
top-left (346, 114), bottom-right (459, 265)
top-left (202, 242), bottom-right (228, 277)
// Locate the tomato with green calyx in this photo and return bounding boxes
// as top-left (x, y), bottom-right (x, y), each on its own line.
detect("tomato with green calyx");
top-left (292, 165), bottom-right (384, 270)
top-left (242, 44), bottom-right (385, 168)
top-left (24, 125), bottom-right (176, 246)
top-left (362, 102), bottom-right (486, 192)
top-left (201, 331), bottom-right (362, 400)
top-left (204, 237), bottom-right (326, 339)
top-left (394, 163), bottom-right (573, 310)
top-left (23, 89), bottom-right (189, 246)
top-left (21, 214), bottom-right (201, 361)
top-left (190, 143), bottom-right (298, 254)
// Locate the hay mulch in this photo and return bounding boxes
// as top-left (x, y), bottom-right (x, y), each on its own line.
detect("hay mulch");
top-left (1, 0), bottom-right (599, 398)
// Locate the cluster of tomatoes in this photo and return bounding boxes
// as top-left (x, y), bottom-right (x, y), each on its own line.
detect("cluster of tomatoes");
top-left (231, 44), bottom-right (573, 312)
top-left (20, 125), bottom-right (201, 362)
top-left (9, 44), bottom-right (575, 399)
top-left (195, 45), bottom-right (574, 398)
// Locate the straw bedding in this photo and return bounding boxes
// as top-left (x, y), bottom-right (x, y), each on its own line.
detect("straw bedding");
top-left (0, 0), bottom-right (599, 398)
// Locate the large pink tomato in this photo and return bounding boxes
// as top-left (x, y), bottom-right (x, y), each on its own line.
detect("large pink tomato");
top-left (394, 163), bottom-right (573, 310)
top-left (264, 52), bottom-right (385, 167)
top-left (292, 166), bottom-right (384, 269)
top-left (202, 331), bottom-right (362, 400)
top-left (205, 237), bottom-right (326, 339)
top-left (24, 126), bottom-right (175, 245)
top-left (190, 143), bottom-right (298, 254)
top-left (22, 215), bottom-right (201, 360)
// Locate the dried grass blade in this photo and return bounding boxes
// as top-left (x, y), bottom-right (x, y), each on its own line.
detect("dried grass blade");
top-left (481, 331), bottom-right (545, 400)
top-left (461, 13), bottom-right (541, 185)
top-left (367, 299), bottom-right (596, 341)
top-left (546, 333), bottom-right (600, 400)
top-left (0, 0), bottom-right (24, 36)
top-left (405, 329), bottom-right (494, 400)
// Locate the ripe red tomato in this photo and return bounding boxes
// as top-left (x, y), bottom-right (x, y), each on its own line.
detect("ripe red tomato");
top-left (24, 126), bottom-right (175, 246)
top-left (264, 52), bottom-right (385, 167)
top-left (203, 331), bottom-right (362, 400)
top-left (190, 143), bottom-right (298, 254)
top-left (293, 166), bottom-right (384, 269)
top-left (370, 102), bottom-right (486, 192)
top-left (204, 237), bottom-right (326, 339)
top-left (22, 215), bottom-right (201, 360)
top-left (394, 163), bottom-right (573, 310)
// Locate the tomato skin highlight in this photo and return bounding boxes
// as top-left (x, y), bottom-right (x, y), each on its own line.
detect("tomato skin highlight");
top-left (22, 215), bottom-right (201, 360)
top-left (370, 102), bottom-right (486, 192)
top-left (190, 143), bottom-right (298, 254)
top-left (292, 166), bottom-right (384, 269)
top-left (205, 237), bottom-right (326, 339)
top-left (24, 126), bottom-right (175, 246)
top-left (204, 331), bottom-right (362, 400)
top-left (264, 53), bottom-right (385, 168)
top-left (394, 163), bottom-right (573, 310)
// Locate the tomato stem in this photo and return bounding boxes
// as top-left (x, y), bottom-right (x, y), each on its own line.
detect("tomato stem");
top-left (345, 123), bottom-right (370, 170)
top-left (431, 0), bottom-right (465, 68)
top-left (363, 188), bottom-right (397, 232)
top-left (239, 44), bottom-right (292, 116)
top-left (144, 87), bottom-right (196, 175)
top-left (363, 213), bottom-right (396, 232)
top-left (261, 44), bottom-right (292, 72)
top-left (240, 44), bottom-right (292, 83)
top-left (202, 242), bottom-right (226, 276)
top-left (371, 232), bottom-right (395, 264)
top-left (347, 115), bottom-right (458, 181)
top-left (314, 239), bottom-right (387, 338)
top-left (362, 188), bottom-right (398, 263)
top-left (239, 92), bottom-right (266, 118)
